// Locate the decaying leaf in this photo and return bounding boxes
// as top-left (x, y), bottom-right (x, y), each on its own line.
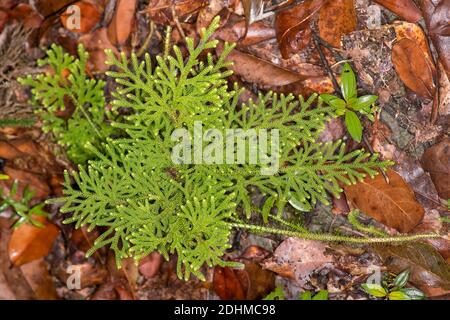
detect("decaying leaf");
top-left (60, 1), bottom-right (101, 34)
top-left (374, 242), bottom-right (450, 296)
top-left (107, 0), bottom-right (137, 46)
top-left (144, 0), bottom-right (208, 26)
top-left (344, 168), bottom-right (425, 233)
top-left (318, 0), bottom-right (356, 48)
top-left (373, 0), bottom-right (422, 22)
top-left (419, 0), bottom-right (450, 78)
top-left (392, 38), bottom-right (436, 99)
top-left (20, 259), bottom-right (58, 300)
top-left (213, 246), bottom-right (275, 300)
top-left (261, 238), bottom-right (333, 286)
top-left (221, 45), bottom-right (333, 95)
top-left (79, 27), bottom-right (119, 73)
top-left (274, 0), bottom-right (324, 59)
top-left (138, 252), bottom-right (163, 279)
top-left (421, 138), bottom-right (450, 199)
top-left (8, 215), bottom-right (59, 266)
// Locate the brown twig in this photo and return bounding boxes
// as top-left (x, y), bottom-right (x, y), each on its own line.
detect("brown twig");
top-left (171, 4), bottom-right (186, 45)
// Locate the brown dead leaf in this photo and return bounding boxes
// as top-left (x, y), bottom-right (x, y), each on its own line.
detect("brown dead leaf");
top-left (0, 140), bottom-right (22, 160)
top-left (374, 242), bottom-right (450, 296)
top-left (2, 166), bottom-right (50, 200)
top-left (261, 238), bottom-right (333, 286)
top-left (144, 0), bottom-right (207, 26)
top-left (421, 138), bottom-right (450, 199)
top-left (0, 218), bottom-right (35, 299)
top-left (213, 245), bottom-right (274, 300)
top-left (318, 0), bottom-right (356, 48)
top-left (344, 168), bottom-right (425, 233)
top-left (8, 215), bottom-right (59, 266)
top-left (392, 38), bottom-right (436, 99)
top-left (373, 0), bottom-right (422, 22)
top-left (20, 259), bottom-right (58, 299)
top-left (274, 0), bottom-right (325, 59)
top-left (79, 27), bottom-right (118, 73)
top-left (221, 44), bottom-right (333, 95)
top-left (196, 0), bottom-right (229, 32)
top-left (107, 0), bottom-right (137, 46)
top-left (215, 17), bottom-right (275, 47)
top-left (213, 265), bottom-right (247, 300)
top-left (60, 1), bottom-right (101, 34)
top-left (32, 0), bottom-right (74, 17)
top-left (138, 252), bottom-right (163, 279)
top-left (419, 0), bottom-right (450, 83)
top-left (7, 3), bottom-right (43, 29)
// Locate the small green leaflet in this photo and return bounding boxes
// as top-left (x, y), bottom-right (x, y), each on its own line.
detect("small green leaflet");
top-left (340, 63), bottom-right (357, 101)
top-left (361, 283), bottom-right (387, 297)
top-left (345, 110), bottom-right (362, 142)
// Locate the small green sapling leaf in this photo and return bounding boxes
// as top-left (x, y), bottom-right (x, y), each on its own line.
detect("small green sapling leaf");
top-left (345, 110), bottom-right (362, 142)
top-left (361, 283), bottom-right (387, 298)
top-left (340, 62), bottom-right (357, 101)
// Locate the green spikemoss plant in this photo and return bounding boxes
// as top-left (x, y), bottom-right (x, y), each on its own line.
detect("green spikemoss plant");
top-left (48, 17), bottom-right (439, 281)
top-left (19, 45), bottom-right (117, 164)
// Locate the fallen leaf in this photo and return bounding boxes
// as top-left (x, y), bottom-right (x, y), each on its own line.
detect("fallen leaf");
top-left (8, 215), bottom-right (59, 266)
top-left (138, 252), bottom-right (163, 279)
top-left (143, 0), bottom-right (207, 26)
top-left (221, 44), bottom-right (333, 95)
top-left (344, 168), bottom-right (425, 233)
top-left (213, 245), bottom-right (275, 300)
top-left (7, 3), bottom-right (43, 29)
top-left (60, 1), bottom-right (101, 34)
top-left (261, 238), bottom-right (333, 286)
top-left (107, 0), bottom-right (137, 46)
top-left (374, 242), bottom-right (450, 296)
top-left (318, 0), bottom-right (356, 48)
top-left (373, 0), bottom-right (422, 22)
top-left (196, 0), bottom-right (229, 32)
top-left (213, 265), bottom-right (247, 300)
top-left (0, 140), bottom-right (23, 160)
top-left (32, 0), bottom-right (74, 17)
top-left (274, 0), bottom-right (324, 59)
top-left (215, 18), bottom-right (275, 47)
top-left (419, 0), bottom-right (450, 78)
top-left (0, 218), bottom-right (35, 299)
top-left (79, 27), bottom-right (118, 73)
top-left (392, 38), bottom-right (436, 99)
top-left (20, 259), bottom-right (58, 299)
top-left (421, 138), bottom-right (450, 199)
top-left (2, 166), bottom-right (50, 200)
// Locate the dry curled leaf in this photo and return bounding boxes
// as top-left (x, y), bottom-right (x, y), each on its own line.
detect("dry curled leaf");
top-left (373, 0), bottom-right (422, 22)
top-left (107, 0), bottom-right (137, 46)
top-left (274, 0), bottom-right (324, 59)
top-left (419, 0), bottom-right (450, 79)
top-left (392, 38), bottom-right (436, 99)
top-left (421, 138), bottom-right (450, 199)
top-left (374, 242), bottom-right (450, 296)
top-left (318, 0), bottom-right (356, 48)
top-left (8, 215), bottom-right (59, 267)
top-left (60, 1), bottom-right (101, 34)
top-left (344, 168), bottom-right (425, 233)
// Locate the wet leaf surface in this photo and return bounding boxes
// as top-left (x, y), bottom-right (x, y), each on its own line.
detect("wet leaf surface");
top-left (373, 0), bottom-right (422, 22)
